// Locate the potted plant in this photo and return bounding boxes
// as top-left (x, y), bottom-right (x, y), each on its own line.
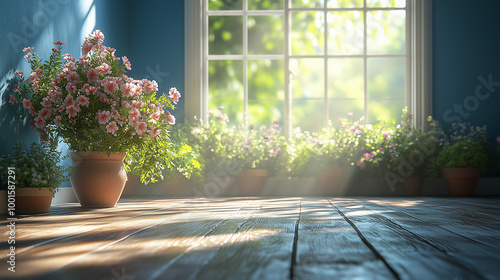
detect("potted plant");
top-left (311, 115), bottom-right (366, 196)
top-left (233, 121), bottom-right (282, 196)
top-left (10, 30), bottom-right (179, 207)
top-left (436, 123), bottom-right (492, 196)
top-left (0, 141), bottom-right (68, 214)
top-left (188, 107), bottom-right (237, 195)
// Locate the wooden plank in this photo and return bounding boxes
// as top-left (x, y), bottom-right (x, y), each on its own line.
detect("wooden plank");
top-left (0, 198), bottom-right (237, 279)
top-left (329, 198), bottom-right (491, 280)
top-left (191, 197), bottom-right (301, 280)
top-left (365, 198), bottom-right (500, 247)
top-left (22, 198), bottom-right (254, 280)
top-left (0, 198), bottom-right (188, 255)
top-left (358, 198), bottom-right (500, 280)
top-left (293, 198), bottom-right (396, 279)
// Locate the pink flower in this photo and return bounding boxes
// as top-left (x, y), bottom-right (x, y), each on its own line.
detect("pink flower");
top-left (347, 112), bottom-right (353, 117)
top-left (379, 147), bottom-right (385, 152)
top-left (218, 106), bottom-right (224, 110)
top-left (22, 99), bottom-right (31, 109)
top-left (168, 87), bottom-right (181, 104)
top-left (63, 95), bottom-right (74, 106)
top-left (9, 95), bottom-right (15, 105)
top-left (66, 83), bottom-right (77, 93)
top-left (66, 105), bottom-right (79, 118)
top-left (150, 112), bottom-right (160, 124)
top-left (122, 56), bottom-right (131, 70)
top-left (15, 70), bottom-right (23, 77)
top-left (129, 108), bottom-right (140, 119)
top-left (82, 41), bottom-right (93, 56)
top-left (41, 97), bottom-right (52, 107)
top-left (24, 53), bottom-right (32, 59)
top-left (22, 47), bottom-right (34, 52)
top-left (66, 71), bottom-right (80, 83)
top-left (383, 133), bottom-right (389, 139)
top-left (103, 79), bottom-right (118, 94)
top-left (77, 96), bottom-right (89, 107)
top-left (38, 108), bottom-right (52, 120)
top-left (52, 48), bottom-right (60, 53)
top-left (121, 83), bottom-right (135, 97)
top-left (28, 106), bottom-right (36, 116)
top-left (106, 121), bottom-right (119, 135)
top-left (13, 84), bottom-right (19, 92)
top-left (135, 122), bottom-right (147, 134)
top-left (34, 117), bottom-right (45, 128)
top-left (87, 69), bottom-right (99, 83)
top-left (167, 114), bottom-right (175, 125)
top-left (53, 40), bottom-right (66, 45)
top-left (389, 143), bottom-right (395, 148)
top-left (90, 30), bottom-right (105, 41)
top-left (143, 79), bottom-right (158, 93)
top-left (54, 115), bottom-right (62, 126)
top-left (98, 111), bottom-right (111, 124)
top-left (149, 127), bottom-right (160, 138)
top-left (97, 63), bottom-right (111, 74)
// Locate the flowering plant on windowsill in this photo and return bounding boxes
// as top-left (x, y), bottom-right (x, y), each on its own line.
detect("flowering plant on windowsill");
top-left (10, 30), bottom-right (180, 184)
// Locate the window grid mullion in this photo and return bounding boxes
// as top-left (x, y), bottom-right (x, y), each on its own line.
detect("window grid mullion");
top-left (363, 0), bottom-right (368, 122)
top-left (243, 0), bottom-right (248, 130)
top-left (324, 1), bottom-right (328, 127)
top-left (284, 0), bottom-right (291, 138)
top-left (203, 0), bottom-right (209, 124)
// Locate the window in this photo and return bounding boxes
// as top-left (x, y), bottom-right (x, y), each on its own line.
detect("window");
top-left (185, 0), bottom-right (432, 135)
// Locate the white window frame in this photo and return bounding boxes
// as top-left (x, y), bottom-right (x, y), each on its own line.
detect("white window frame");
top-left (185, 0), bottom-right (432, 135)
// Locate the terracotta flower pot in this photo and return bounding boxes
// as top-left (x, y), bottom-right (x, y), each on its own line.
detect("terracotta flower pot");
top-left (318, 166), bottom-right (355, 196)
top-left (70, 152), bottom-right (127, 207)
top-left (442, 168), bottom-right (480, 196)
top-left (236, 169), bottom-right (268, 196)
top-left (403, 176), bottom-right (424, 196)
top-left (16, 188), bottom-right (53, 214)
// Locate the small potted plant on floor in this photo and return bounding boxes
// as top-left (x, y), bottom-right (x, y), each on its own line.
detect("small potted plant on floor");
top-left (10, 30), bottom-right (179, 207)
top-left (234, 121), bottom-right (283, 196)
top-left (0, 141), bottom-right (68, 214)
top-left (436, 123), bottom-right (493, 196)
top-left (312, 114), bottom-right (366, 196)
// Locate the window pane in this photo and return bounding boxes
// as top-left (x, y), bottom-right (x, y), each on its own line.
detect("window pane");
top-left (329, 99), bottom-right (365, 123)
top-left (248, 100), bottom-right (284, 127)
top-left (327, 11), bottom-right (364, 55)
top-left (327, 0), bottom-right (363, 8)
top-left (367, 10), bottom-right (405, 55)
top-left (291, 0), bottom-right (324, 8)
top-left (368, 57), bottom-right (405, 99)
top-left (367, 0), bottom-right (405, 8)
top-left (290, 58), bottom-right (324, 99)
top-left (292, 99), bottom-right (324, 132)
top-left (248, 16), bottom-right (284, 55)
top-left (248, 59), bottom-right (284, 100)
top-left (249, 0), bottom-right (284, 9)
top-left (367, 99), bottom-right (405, 123)
top-left (209, 60), bottom-right (244, 124)
top-left (328, 58), bottom-right (363, 99)
top-left (209, 16), bottom-right (243, 55)
top-left (209, 0), bottom-right (243, 10)
top-left (291, 11), bottom-right (325, 55)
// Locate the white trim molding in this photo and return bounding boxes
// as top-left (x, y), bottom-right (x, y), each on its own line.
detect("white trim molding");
top-left (411, 0), bottom-right (433, 128)
top-left (184, 0), bottom-right (204, 122)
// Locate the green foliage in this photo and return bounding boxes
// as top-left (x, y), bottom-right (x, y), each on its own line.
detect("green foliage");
top-left (0, 141), bottom-right (69, 193)
top-left (165, 143), bottom-right (204, 186)
top-left (435, 123), bottom-right (493, 175)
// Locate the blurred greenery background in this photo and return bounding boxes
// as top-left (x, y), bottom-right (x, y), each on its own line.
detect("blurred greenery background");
top-left (208, 0), bottom-right (406, 132)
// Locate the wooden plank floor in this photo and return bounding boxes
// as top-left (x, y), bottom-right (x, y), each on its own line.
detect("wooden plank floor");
top-left (1, 197), bottom-right (500, 280)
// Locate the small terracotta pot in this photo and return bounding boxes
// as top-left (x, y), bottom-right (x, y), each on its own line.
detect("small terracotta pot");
top-left (236, 169), bottom-right (268, 196)
top-left (442, 168), bottom-right (480, 196)
top-left (318, 166), bottom-right (355, 196)
top-left (16, 188), bottom-right (53, 214)
top-left (70, 152), bottom-right (127, 207)
top-left (403, 176), bottom-right (424, 196)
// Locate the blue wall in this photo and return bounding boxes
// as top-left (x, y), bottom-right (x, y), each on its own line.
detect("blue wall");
top-left (433, 0), bottom-right (500, 138)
